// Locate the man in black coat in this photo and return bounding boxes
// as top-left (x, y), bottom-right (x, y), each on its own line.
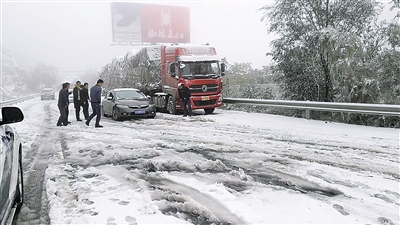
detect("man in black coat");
top-left (73, 81), bottom-right (82, 121)
top-left (64, 82), bottom-right (72, 124)
top-left (80, 82), bottom-right (90, 120)
top-left (56, 82), bottom-right (70, 126)
top-left (178, 83), bottom-right (192, 117)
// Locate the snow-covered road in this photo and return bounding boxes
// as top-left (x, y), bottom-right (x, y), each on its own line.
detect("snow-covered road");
top-left (11, 97), bottom-right (399, 225)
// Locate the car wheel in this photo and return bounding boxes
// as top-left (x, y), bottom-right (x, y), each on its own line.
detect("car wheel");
top-left (204, 108), bottom-right (215, 114)
top-left (112, 107), bottom-right (120, 121)
top-left (167, 96), bottom-right (177, 115)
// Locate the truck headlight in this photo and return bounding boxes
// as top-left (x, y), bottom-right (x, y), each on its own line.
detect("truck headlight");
top-left (218, 95), bottom-right (223, 103)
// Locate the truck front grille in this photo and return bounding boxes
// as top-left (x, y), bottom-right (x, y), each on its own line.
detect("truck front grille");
top-left (128, 105), bottom-right (149, 109)
top-left (189, 84), bottom-right (218, 93)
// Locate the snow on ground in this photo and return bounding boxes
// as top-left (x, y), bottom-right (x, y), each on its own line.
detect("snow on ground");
top-left (10, 97), bottom-right (400, 225)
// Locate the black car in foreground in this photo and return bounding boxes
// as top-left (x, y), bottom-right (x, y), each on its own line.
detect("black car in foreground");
top-left (102, 88), bottom-right (156, 120)
top-left (0, 107), bottom-right (24, 225)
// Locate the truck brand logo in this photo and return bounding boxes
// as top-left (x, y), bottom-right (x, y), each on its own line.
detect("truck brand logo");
top-left (201, 85), bottom-right (208, 92)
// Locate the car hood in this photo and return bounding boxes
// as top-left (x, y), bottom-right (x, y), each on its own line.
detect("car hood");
top-left (115, 99), bottom-right (150, 107)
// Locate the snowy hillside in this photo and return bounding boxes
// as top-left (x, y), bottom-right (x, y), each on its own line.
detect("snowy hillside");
top-left (1, 47), bottom-right (30, 100)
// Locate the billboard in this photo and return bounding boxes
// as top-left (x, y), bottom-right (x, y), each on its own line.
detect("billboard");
top-left (111, 3), bottom-right (190, 43)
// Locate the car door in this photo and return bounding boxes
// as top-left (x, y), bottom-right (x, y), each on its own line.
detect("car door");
top-left (163, 62), bottom-right (179, 96)
top-left (0, 125), bottom-right (12, 221)
top-left (103, 91), bottom-right (114, 115)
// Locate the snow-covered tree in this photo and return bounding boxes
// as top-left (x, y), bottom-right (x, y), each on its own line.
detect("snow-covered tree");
top-left (260, 0), bottom-right (399, 126)
top-left (222, 62), bottom-right (276, 113)
top-left (260, 0), bottom-right (381, 102)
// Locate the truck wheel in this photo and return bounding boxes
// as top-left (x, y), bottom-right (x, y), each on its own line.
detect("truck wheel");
top-left (204, 108), bottom-right (215, 114)
top-left (167, 96), bottom-right (177, 115)
top-left (112, 107), bottom-right (121, 121)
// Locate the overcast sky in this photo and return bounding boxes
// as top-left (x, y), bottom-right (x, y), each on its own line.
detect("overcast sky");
top-left (1, 1), bottom-right (275, 73)
top-left (1, 1), bottom-right (397, 74)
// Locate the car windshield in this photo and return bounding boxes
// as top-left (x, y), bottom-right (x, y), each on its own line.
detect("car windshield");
top-left (180, 61), bottom-right (220, 77)
top-left (115, 90), bottom-right (146, 100)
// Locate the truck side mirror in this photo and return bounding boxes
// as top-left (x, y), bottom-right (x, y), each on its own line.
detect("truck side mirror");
top-left (221, 63), bottom-right (226, 76)
top-left (169, 63), bottom-right (176, 77)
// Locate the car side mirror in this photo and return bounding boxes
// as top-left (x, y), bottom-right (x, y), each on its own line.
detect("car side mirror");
top-left (0, 107), bottom-right (24, 125)
top-left (169, 63), bottom-right (176, 77)
top-left (221, 63), bottom-right (226, 76)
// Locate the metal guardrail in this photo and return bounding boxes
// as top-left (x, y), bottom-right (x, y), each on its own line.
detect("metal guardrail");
top-left (1, 95), bottom-right (399, 119)
top-left (0, 94), bottom-right (40, 107)
top-left (223, 98), bottom-right (400, 119)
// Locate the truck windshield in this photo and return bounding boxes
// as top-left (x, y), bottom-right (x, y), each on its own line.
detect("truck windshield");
top-left (180, 61), bottom-right (220, 78)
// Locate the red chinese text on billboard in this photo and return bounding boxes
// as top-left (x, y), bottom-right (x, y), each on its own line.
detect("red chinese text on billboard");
top-left (110, 3), bottom-right (190, 44)
top-left (140, 4), bottom-right (190, 43)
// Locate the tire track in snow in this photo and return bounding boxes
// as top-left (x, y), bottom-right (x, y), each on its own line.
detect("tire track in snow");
top-left (143, 175), bottom-right (247, 225)
top-left (16, 103), bottom-right (56, 224)
top-left (175, 147), bottom-right (342, 197)
top-left (96, 116), bottom-right (345, 197)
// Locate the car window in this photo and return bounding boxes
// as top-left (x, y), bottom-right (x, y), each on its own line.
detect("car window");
top-left (42, 88), bottom-right (53, 93)
top-left (115, 90), bottom-right (146, 100)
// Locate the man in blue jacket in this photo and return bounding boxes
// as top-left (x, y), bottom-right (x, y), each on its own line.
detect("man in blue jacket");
top-left (86, 79), bottom-right (104, 128)
top-left (56, 82), bottom-right (70, 126)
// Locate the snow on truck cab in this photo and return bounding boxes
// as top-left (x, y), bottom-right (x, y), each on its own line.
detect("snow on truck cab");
top-left (99, 44), bottom-right (226, 115)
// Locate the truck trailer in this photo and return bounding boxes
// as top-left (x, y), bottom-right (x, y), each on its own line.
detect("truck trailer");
top-left (99, 44), bottom-right (225, 114)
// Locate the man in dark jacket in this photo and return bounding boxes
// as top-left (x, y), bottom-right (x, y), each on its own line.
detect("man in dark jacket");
top-left (86, 79), bottom-right (104, 128)
top-left (80, 83), bottom-right (90, 120)
top-left (73, 81), bottom-right (82, 121)
top-left (178, 83), bottom-right (192, 117)
top-left (62, 82), bottom-right (72, 124)
top-left (56, 82), bottom-right (70, 126)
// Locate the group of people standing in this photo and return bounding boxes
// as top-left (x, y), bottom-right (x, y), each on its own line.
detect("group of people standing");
top-left (73, 81), bottom-right (90, 121)
top-left (57, 79), bottom-right (104, 128)
top-left (56, 79), bottom-right (192, 126)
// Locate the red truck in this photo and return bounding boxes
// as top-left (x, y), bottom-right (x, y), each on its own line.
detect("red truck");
top-left (100, 44), bottom-right (225, 114)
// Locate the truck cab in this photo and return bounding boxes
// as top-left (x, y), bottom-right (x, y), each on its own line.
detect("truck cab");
top-left (157, 44), bottom-right (225, 114)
